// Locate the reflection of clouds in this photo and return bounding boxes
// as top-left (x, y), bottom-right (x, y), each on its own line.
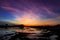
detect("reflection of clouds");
top-left (2, 34), bottom-right (15, 40)
top-left (26, 33), bottom-right (42, 39)
top-left (0, 28), bottom-right (59, 40)
top-left (0, 29), bottom-right (16, 40)
top-left (8, 27), bottom-right (42, 33)
top-left (49, 35), bottom-right (58, 40)
top-left (23, 27), bottom-right (41, 33)
top-left (20, 27), bottom-right (50, 39)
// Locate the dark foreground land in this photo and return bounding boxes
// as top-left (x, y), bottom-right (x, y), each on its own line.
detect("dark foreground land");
top-left (0, 24), bottom-right (60, 40)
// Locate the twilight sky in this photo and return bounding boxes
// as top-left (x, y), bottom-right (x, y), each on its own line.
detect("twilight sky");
top-left (0, 0), bottom-right (60, 26)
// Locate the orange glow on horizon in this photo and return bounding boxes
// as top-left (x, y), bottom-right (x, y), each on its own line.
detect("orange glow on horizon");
top-left (13, 19), bottom-right (58, 26)
top-left (11, 11), bottom-right (60, 26)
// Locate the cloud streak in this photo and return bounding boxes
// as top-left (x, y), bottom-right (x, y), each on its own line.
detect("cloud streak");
top-left (0, 0), bottom-right (60, 26)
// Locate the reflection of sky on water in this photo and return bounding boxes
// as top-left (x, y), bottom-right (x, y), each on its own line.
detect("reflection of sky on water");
top-left (0, 28), bottom-right (58, 40)
top-left (7, 27), bottom-right (50, 33)
top-left (0, 28), bottom-right (16, 40)
top-left (0, 29), bottom-right (16, 36)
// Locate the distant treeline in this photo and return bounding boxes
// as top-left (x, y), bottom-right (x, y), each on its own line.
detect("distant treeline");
top-left (31, 24), bottom-right (60, 31)
top-left (0, 24), bottom-right (60, 30)
top-left (0, 24), bottom-right (24, 29)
